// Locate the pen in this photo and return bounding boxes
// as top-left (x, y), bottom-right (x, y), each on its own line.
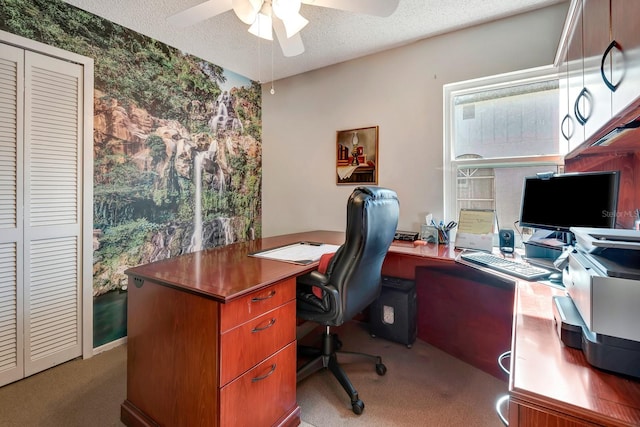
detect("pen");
top-left (301, 241), bottom-right (322, 246)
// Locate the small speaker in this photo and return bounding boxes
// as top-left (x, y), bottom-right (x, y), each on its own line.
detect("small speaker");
top-left (499, 229), bottom-right (515, 254)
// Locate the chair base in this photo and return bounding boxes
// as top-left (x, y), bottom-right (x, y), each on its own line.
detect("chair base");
top-left (296, 325), bottom-right (386, 415)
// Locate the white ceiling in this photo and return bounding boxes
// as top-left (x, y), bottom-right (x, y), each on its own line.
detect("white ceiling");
top-left (62, 0), bottom-right (566, 82)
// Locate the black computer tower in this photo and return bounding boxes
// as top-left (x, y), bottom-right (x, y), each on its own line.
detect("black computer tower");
top-left (370, 276), bottom-right (417, 347)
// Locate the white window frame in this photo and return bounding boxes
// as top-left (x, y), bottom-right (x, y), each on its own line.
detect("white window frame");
top-left (443, 65), bottom-right (565, 225)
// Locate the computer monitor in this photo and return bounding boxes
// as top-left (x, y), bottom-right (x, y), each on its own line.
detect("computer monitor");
top-left (519, 171), bottom-right (620, 234)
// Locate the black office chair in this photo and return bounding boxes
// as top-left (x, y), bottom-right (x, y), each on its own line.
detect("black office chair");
top-left (296, 186), bottom-right (399, 414)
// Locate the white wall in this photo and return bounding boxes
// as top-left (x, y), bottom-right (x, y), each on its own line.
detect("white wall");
top-left (262, 3), bottom-right (569, 237)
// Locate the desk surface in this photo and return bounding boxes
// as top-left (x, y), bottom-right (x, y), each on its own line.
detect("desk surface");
top-left (511, 281), bottom-right (640, 426)
top-left (125, 230), bottom-right (342, 302)
top-left (124, 230), bottom-right (640, 425)
top-left (125, 230), bottom-right (458, 302)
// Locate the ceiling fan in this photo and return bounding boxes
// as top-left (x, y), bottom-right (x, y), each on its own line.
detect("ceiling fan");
top-left (167, 0), bottom-right (400, 57)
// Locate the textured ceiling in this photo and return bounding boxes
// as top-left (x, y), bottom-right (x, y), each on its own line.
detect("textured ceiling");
top-left (62, 0), bottom-right (566, 82)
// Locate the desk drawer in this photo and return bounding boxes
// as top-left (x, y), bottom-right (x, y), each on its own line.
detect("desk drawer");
top-left (220, 341), bottom-right (296, 427)
top-left (220, 300), bottom-right (296, 386)
top-left (220, 278), bottom-right (296, 332)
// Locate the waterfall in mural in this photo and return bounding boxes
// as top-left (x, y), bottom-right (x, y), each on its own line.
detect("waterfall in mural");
top-left (209, 139), bottom-right (225, 194)
top-left (220, 217), bottom-right (234, 245)
top-left (209, 91), bottom-right (244, 134)
top-left (188, 151), bottom-right (206, 253)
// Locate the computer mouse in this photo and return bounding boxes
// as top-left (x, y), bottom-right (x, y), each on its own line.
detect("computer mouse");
top-left (548, 272), bottom-right (563, 283)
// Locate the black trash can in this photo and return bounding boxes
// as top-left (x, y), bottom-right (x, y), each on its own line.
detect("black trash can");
top-left (369, 276), bottom-right (417, 347)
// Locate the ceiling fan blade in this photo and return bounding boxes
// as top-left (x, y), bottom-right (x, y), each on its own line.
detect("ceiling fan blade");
top-left (167, 0), bottom-right (234, 28)
top-left (273, 18), bottom-right (305, 57)
top-left (301, 0), bottom-right (399, 17)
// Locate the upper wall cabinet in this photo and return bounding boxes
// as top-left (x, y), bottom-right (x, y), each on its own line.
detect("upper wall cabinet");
top-left (610, 0), bottom-right (640, 114)
top-left (557, 0), bottom-right (640, 152)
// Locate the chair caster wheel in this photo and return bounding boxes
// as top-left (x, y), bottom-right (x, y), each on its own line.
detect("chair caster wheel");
top-left (333, 335), bottom-right (343, 350)
top-left (376, 363), bottom-right (387, 376)
top-left (352, 399), bottom-right (364, 414)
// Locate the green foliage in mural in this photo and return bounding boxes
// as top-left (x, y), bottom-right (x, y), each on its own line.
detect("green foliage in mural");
top-left (2, 0), bottom-right (263, 306)
top-left (1, 0), bottom-right (226, 131)
top-left (146, 135), bottom-right (166, 165)
top-left (98, 218), bottom-right (161, 265)
top-left (233, 81), bottom-right (263, 142)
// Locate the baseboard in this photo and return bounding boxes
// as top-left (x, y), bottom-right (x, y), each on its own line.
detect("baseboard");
top-left (91, 336), bottom-right (127, 357)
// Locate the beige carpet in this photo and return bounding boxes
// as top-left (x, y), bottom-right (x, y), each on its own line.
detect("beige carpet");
top-left (297, 321), bottom-right (507, 427)
top-left (0, 321), bottom-right (507, 426)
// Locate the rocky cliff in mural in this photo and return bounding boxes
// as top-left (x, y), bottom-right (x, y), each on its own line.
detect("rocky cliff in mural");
top-left (1, 0), bottom-right (263, 346)
top-left (92, 88), bottom-right (262, 296)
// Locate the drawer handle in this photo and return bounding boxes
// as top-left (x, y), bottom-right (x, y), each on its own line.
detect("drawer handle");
top-left (498, 350), bottom-right (511, 376)
top-left (251, 290), bottom-right (276, 302)
top-left (252, 363), bottom-right (277, 382)
top-left (574, 87), bottom-right (592, 126)
top-left (560, 113), bottom-right (574, 141)
top-left (601, 40), bottom-right (624, 92)
top-left (252, 318), bottom-right (276, 333)
top-left (495, 394), bottom-right (509, 426)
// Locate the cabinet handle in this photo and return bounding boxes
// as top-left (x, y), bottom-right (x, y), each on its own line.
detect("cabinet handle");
top-left (252, 317), bottom-right (276, 332)
top-left (601, 40), bottom-right (624, 92)
top-left (498, 350), bottom-right (511, 376)
top-left (251, 363), bottom-right (277, 382)
top-left (560, 114), bottom-right (574, 141)
top-left (251, 290), bottom-right (276, 302)
top-left (574, 87), bottom-right (592, 126)
top-left (495, 394), bottom-right (509, 426)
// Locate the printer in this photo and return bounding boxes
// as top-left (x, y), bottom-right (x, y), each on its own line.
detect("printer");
top-left (553, 227), bottom-right (640, 378)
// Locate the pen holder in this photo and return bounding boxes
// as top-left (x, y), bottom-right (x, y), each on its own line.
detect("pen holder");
top-left (438, 229), bottom-right (450, 245)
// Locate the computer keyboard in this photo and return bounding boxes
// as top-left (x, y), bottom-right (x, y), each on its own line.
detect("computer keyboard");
top-left (459, 251), bottom-right (552, 281)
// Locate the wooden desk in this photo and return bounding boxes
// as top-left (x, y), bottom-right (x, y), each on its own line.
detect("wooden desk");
top-left (120, 231), bottom-right (345, 427)
top-left (509, 281), bottom-right (640, 426)
top-left (120, 230), bottom-right (640, 426)
top-left (385, 242), bottom-right (516, 379)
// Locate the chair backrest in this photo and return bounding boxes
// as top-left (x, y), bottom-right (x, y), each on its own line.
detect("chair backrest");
top-left (326, 186), bottom-right (399, 324)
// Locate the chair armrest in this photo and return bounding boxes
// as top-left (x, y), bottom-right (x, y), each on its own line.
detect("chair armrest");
top-left (298, 270), bottom-right (330, 286)
top-left (297, 271), bottom-right (340, 314)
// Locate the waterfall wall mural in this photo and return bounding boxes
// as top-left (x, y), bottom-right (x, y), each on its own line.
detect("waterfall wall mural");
top-left (1, 0), bottom-right (262, 347)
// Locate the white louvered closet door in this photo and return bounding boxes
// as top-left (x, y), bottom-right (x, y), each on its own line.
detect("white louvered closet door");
top-left (0, 43), bottom-right (83, 384)
top-left (0, 42), bottom-right (25, 387)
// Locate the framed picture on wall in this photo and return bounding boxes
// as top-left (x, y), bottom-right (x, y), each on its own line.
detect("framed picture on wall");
top-left (336, 126), bottom-right (378, 185)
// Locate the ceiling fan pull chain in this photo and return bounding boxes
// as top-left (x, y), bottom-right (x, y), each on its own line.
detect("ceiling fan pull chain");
top-left (270, 38), bottom-right (275, 94)
top-left (258, 32), bottom-right (262, 84)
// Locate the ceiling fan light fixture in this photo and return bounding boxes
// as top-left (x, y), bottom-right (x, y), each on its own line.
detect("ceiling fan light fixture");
top-left (273, 0), bottom-right (308, 38)
top-left (281, 12), bottom-right (308, 38)
top-left (248, 11), bottom-right (273, 40)
top-left (272, 0), bottom-right (300, 18)
top-left (232, 0), bottom-right (262, 24)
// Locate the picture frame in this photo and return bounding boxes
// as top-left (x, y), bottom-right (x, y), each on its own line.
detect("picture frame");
top-left (336, 126), bottom-right (378, 185)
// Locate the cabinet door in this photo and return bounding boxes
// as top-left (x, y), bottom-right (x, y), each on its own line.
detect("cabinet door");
top-left (0, 42), bottom-right (25, 387)
top-left (0, 43), bottom-right (84, 386)
top-left (23, 51), bottom-right (83, 376)
top-left (611, 0), bottom-right (640, 113)
top-left (567, 2), bottom-right (585, 151)
top-left (558, 49), bottom-right (572, 153)
top-left (582, 0), bottom-right (611, 141)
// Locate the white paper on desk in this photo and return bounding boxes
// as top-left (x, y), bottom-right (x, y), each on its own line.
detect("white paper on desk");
top-left (455, 209), bottom-right (495, 252)
top-left (251, 242), bottom-right (341, 265)
top-left (455, 232), bottom-right (494, 252)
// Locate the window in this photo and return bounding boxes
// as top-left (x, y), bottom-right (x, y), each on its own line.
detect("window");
top-left (444, 66), bottom-right (564, 247)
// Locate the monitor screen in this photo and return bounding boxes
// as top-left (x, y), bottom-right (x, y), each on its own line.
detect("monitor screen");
top-left (519, 171), bottom-right (620, 232)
